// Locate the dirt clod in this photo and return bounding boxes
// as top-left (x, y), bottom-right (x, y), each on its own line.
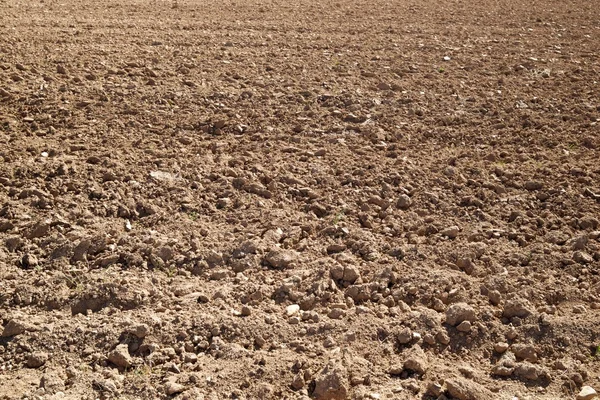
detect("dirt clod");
top-left (108, 344), bottom-right (133, 368)
top-left (503, 299), bottom-right (533, 319)
top-left (1, 319), bottom-right (26, 337)
top-left (264, 249), bottom-right (298, 269)
top-left (26, 351), bottom-right (48, 368)
top-left (445, 378), bottom-right (495, 400)
top-left (164, 382), bottom-right (186, 396)
top-left (312, 362), bottom-right (348, 400)
top-left (445, 303), bottom-right (476, 326)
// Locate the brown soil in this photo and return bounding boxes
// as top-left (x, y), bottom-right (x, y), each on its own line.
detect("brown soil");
top-left (1, 0), bottom-right (600, 399)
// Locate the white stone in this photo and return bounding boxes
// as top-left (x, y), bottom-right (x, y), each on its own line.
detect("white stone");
top-left (577, 386), bottom-right (598, 400)
top-left (286, 304), bottom-right (300, 316)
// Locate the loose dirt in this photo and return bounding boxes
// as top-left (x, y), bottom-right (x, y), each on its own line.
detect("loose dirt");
top-left (1, 0), bottom-right (600, 399)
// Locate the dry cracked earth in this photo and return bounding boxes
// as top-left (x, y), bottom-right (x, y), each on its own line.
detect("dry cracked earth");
top-left (1, 0), bottom-right (600, 399)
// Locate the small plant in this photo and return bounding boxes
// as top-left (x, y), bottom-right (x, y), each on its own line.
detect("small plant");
top-left (65, 270), bottom-right (86, 293)
top-left (567, 142), bottom-right (579, 151)
top-left (188, 211), bottom-right (199, 221)
top-left (165, 266), bottom-right (177, 278)
top-left (332, 210), bottom-right (346, 225)
top-left (132, 364), bottom-right (154, 377)
top-left (78, 363), bottom-right (90, 372)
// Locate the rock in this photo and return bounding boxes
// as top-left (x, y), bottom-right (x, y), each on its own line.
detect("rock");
top-left (0, 87), bottom-right (12, 97)
top-left (2, 319), bottom-right (26, 337)
top-left (149, 170), bottom-right (182, 183)
top-left (40, 372), bottom-right (65, 393)
top-left (573, 304), bottom-right (587, 314)
top-left (312, 362), bottom-right (348, 400)
top-left (524, 181), bottom-right (543, 191)
top-left (423, 333), bottom-right (436, 345)
top-left (513, 362), bottom-right (546, 381)
top-left (165, 382), bottom-right (186, 395)
top-left (183, 352), bottom-right (198, 363)
top-left (397, 194), bottom-right (412, 209)
top-left (343, 265), bottom-right (360, 283)
top-left (96, 254), bottom-right (120, 268)
top-left (377, 82), bottom-right (392, 91)
top-left (241, 305), bottom-right (252, 316)
top-left (498, 351), bottom-right (517, 368)
top-left (506, 329), bottom-right (519, 340)
top-left (323, 336), bottom-right (336, 348)
top-left (291, 373), bottom-right (305, 390)
top-left (577, 386), bottom-right (598, 400)
top-left (441, 226), bottom-right (460, 239)
top-left (458, 366), bottom-right (475, 378)
top-left (210, 269), bottom-right (229, 280)
top-left (494, 342), bottom-right (509, 353)
top-left (487, 290), bottom-right (502, 306)
top-left (129, 324), bottom-right (150, 338)
top-left (456, 321), bottom-right (472, 332)
top-left (92, 378), bottom-right (118, 393)
top-left (108, 344), bottom-right (132, 368)
top-left (233, 240), bottom-right (260, 257)
top-left (327, 244), bottom-right (346, 254)
top-left (72, 239), bottom-right (91, 262)
top-left (56, 65), bottom-right (68, 74)
top-left (573, 251), bottom-right (594, 264)
top-left (403, 346), bottom-right (428, 375)
top-left (445, 303), bottom-right (476, 326)
top-left (579, 216), bottom-right (600, 230)
top-left (572, 235), bottom-right (589, 250)
top-left (264, 249), bottom-right (298, 269)
top-left (26, 220), bottom-right (51, 239)
top-left (328, 309), bottom-right (346, 319)
top-left (435, 331), bottom-right (451, 345)
top-left (554, 360), bottom-right (568, 370)
top-left (546, 230), bottom-right (569, 245)
top-left (330, 264), bottom-right (360, 284)
top-left (456, 258), bottom-right (475, 275)
top-left (426, 382), bottom-right (444, 397)
top-left (21, 253), bottom-right (39, 269)
top-left (512, 343), bottom-right (538, 363)
top-left (244, 182), bottom-right (272, 198)
top-left (397, 327), bottom-right (413, 344)
top-left (286, 304), bottom-right (300, 316)
top-left (503, 299), bottom-right (533, 318)
top-left (330, 264), bottom-right (344, 280)
top-left (27, 351), bottom-right (49, 368)
top-left (446, 378), bottom-right (494, 400)
top-left (491, 365), bottom-right (514, 377)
